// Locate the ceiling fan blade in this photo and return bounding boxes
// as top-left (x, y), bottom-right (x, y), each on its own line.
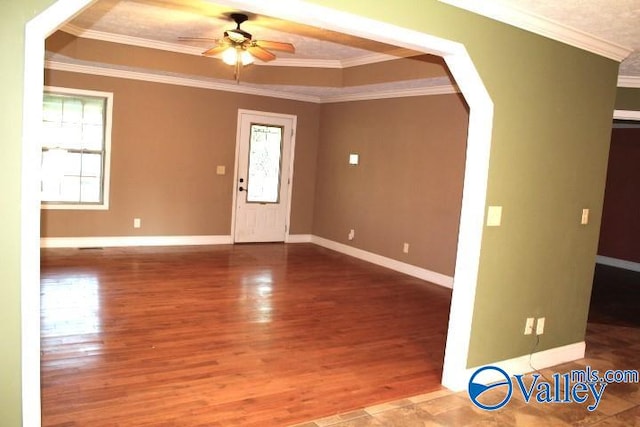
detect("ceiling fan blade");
top-left (255, 40), bottom-right (295, 53)
top-left (202, 45), bottom-right (228, 56)
top-left (247, 45), bottom-right (276, 62)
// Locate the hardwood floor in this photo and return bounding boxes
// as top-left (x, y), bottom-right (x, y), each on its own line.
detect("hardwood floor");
top-left (40, 243), bottom-right (452, 426)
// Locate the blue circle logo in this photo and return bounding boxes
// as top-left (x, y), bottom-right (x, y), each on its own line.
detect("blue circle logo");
top-left (468, 366), bottom-right (513, 410)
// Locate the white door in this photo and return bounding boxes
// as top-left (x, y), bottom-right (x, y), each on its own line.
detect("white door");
top-left (233, 110), bottom-right (296, 243)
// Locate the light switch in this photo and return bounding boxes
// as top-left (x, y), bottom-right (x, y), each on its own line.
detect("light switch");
top-left (486, 206), bottom-right (502, 227)
top-left (216, 165), bottom-right (226, 175)
top-left (349, 153), bottom-right (359, 165)
top-left (581, 208), bottom-right (589, 225)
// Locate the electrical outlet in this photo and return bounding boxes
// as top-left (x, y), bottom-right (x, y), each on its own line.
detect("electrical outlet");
top-left (348, 229), bottom-right (355, 241)
top-left (581, 208), bottom-right (589, 225)
top-left (536, 317), bottom-right (545, 335)
top-left (133, 218), bottom-right (141, 228)
top-left (487, 205), bottom-right (503, 227)
top-left (403, 243), bottom-right (410, 253)
top-left (524, 317), bottom-right (535, 335)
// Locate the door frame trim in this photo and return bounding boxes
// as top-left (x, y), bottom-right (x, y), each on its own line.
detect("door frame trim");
top-left (231, 109), bottom-right (297, 243)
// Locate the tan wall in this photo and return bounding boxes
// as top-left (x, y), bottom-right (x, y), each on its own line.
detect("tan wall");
top-left (313, 94), bottom-right (469, 276)
top-left (41, 70), bottom-right (320, 237)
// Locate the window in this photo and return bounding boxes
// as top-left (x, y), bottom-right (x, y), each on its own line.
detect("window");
top-left (41, 87), bottom-right (113, 210)
top-left (246, 124), bottom-right (284, 204)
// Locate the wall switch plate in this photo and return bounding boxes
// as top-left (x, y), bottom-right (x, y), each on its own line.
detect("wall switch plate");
top-left (536, 317), bottom-right (545, 335)
top-left (581, 208), bottom-right (589, 225)
top-left (133, 218), bottom-right (141, 228)
top-left (403, 243), bottom-right (409, 254)
top-left (487, 205), bottom-right (503, 227)
top-left (524, 317), bottom-right (534, 335)
top-left (216, 165), bottom-right (226, 175)
top-left (348, 229), bottom-right (355, 240)
top-left (349, 153), bottom-right (359, 165)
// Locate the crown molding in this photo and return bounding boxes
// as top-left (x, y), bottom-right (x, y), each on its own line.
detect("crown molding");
top-left (61, 23), bottom-right (402, 69)
top-left (263, 57), bottom-right (342, 68)
top-left (324, 84), bottom-right (459, 103)
top-left (62, 23), bottom-right (205, 56)
top-left (45, 60), bottom-right (456, 103)
top-left (45, 60), bottom-right (322, 103)
top-left (618, 75), bottom-right (640, 88)
top-left (438, 0), bottom-right (633, 62)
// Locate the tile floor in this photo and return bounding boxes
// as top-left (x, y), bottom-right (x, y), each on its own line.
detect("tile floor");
top-left (291, 322), bottom-right (640, 426)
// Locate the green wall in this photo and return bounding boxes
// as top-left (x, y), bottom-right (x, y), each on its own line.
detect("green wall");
top-left (616, 87), bottom-right (640, 110)
top-left (0, 0), bottom-right (621, 424)
top-left (308, 0), bottom-right (619, 366)
top-left (1, 1), bottom-right (56, 424)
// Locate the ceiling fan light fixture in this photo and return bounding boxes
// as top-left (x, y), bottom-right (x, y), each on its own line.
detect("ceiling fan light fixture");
top-left (240, 49), bottom-right (254, 65)
top-left (221, 46), bottom-right (254, 66)
top-left (222, 46), bottom-right (238, 65)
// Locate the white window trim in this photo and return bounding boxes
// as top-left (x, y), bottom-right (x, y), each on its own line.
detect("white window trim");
top-left (41, 85), bottom-right (113, 210)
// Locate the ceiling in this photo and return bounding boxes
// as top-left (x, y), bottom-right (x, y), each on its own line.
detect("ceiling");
top-left (443, 0), bottom-right (640, 81)
top-left (51, 0), bottom-right (640, 99)
top-left (496, 0), bottom-right (640, 78)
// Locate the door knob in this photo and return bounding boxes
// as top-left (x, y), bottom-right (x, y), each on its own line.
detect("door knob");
top-left (239, 186), bottom-right (245, 192)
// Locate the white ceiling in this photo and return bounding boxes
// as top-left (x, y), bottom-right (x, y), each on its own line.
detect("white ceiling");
top-left (57, 0), bottom-right (640, 94)
top-left (504, 0), bottom-right (640, 76)
top-left (65, 0), bottom-right (410, 66)
top-left (443, 0), bottom-right (640, 80)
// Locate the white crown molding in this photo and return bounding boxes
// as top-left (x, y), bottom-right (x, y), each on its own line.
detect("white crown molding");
top-left (618, 75), bottom-right (640, 88)
top-left (324, 84), bottom-right (459, 103)
top-left (61, 23), bottom-right (403, 69)
top-left (46, 59), bottom-right (459, 103)
top-left (265, 57), bottom-right (343, 68)
top-left (46, 59), bottom-right (322, 103)
top-left (63, 23), bottom-right (204, 56)
top-left (340, 48), bottom-right (414, 68)
top-left (438, 0), bottom-right (632, 62)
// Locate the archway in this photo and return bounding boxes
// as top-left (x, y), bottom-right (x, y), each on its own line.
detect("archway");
top-left (22, 1), bottom-right (493, 423)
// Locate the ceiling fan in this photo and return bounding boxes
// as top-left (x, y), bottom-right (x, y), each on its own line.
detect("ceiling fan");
top-left (180, 13), bottom-right (295, 83)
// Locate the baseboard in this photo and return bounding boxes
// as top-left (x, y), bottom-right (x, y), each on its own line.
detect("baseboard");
top-left (286, 234), bottom-right (313, 243)
top-left (40, 235), bottom-right (233, 248)
top-left (310, 235), bottom-right (454, 289)
top-left (596, 255), bottom-right (640, 273)
top-left (444, 341), bottom-right (586, 391)
top-left (40, 233), bottom-right (454, 291)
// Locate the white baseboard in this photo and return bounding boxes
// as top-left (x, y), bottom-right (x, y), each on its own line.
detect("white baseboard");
top-left (445, 341), bottom-right (586, 391)
top-left (40, 235), bottom-right (233, 248)
top-left (310, 235), bottom-right (454, 289)
top-left (596, 255), bottom-right (640, 273)
top-left (39, 233), bottom-right (454, 291)
top-left (286, 234), bottom-right (313, 243)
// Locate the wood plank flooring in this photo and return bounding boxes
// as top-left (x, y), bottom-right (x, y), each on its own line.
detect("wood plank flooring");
top-left (40, 243), bottom-right (452, 426)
